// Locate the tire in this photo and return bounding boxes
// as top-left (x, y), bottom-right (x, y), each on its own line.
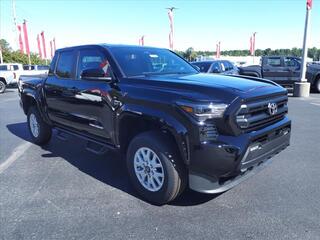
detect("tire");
top-left (126, 131), bottom-right (187, 205)
top-left (27, 106), bottom-right (52, 145)
top-left (0, 81), bottom-right (6, 94)
top-left (315, 77), bottom-right (320, 93)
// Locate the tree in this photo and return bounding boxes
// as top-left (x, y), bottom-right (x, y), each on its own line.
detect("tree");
top-left (0, 38), bottom-right (47, 65)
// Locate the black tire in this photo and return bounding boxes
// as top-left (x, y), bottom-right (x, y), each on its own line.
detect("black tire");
top-left (27, 106), bottom-right (52, 145)
top-left (315, 77), bottom-right (320, 93)
top-left (0, 80), bottom-right (6, 94)
top-left (126, 131), bottom-right (187, 205)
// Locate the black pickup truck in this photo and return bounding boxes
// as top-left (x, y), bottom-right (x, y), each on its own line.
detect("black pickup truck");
top-left (239, 56), bottom-right (320, 92)
top-left (19, 44), bottom-right (291, 204)
top-left (306, 62), bottom-right (320, 92)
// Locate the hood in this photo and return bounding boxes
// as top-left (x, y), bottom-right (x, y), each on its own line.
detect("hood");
top-left (126, 73), bottom-right (286, 104)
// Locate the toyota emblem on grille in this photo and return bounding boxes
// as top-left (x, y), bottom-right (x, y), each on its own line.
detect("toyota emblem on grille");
top-left (268, 103), bottom-right (278, 115)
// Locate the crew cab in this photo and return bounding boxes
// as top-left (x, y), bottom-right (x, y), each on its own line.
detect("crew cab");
top-left (19, 44), bottom-right (291, 204)
top-left (191, 60), bottom-right (239, 75)
top-left (239, 56), bottom-right (302, 89)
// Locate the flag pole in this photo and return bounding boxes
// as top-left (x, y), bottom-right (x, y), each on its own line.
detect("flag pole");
top-left (293, 0), bottom-right (312, 97)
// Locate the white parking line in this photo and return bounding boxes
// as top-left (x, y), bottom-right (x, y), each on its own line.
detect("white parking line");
top-left (310, 102), bottom-right (320, 106)
top-left (0, 142), bottom-right (32, 174)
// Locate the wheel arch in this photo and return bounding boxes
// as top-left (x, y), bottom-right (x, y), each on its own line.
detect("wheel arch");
top-left (116, 106), bottom-right (190, 165)
top-left (0, 77), bottom-right (7, 85)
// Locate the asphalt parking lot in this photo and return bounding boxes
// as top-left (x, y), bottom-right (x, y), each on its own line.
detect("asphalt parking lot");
top-left (0, 88), bottom-right (320, 240)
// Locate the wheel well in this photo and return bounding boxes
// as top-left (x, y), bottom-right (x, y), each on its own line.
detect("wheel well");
top-left (22, 95), bottom-right (37, 114)
top-left (0, 77), bottom-right (7, 85)
top-left (118, 115), bottom-right (178, 155)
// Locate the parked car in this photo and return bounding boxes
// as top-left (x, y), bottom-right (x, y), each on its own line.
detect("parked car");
top-left (0, 63), bottom-right (24, 84)
top-left (19, 44), bottom-right (291, 204)
top-left (306, 62), bottom-right (320, 92)
top-left (23, 65), bottom-right (50, 76)
top-left (0, 70), bottom-right (15, 93)
top-left (191, 60), bottom-right (239, 75)
top-left (238, 56), bottom-right (320, 92)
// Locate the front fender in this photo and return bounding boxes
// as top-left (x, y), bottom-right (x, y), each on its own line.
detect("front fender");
top-left (116, 104), bottom-right (191, 165)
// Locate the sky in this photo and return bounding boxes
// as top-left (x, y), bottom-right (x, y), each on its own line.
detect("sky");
top-left (0, 0), bottom-right (319, 54)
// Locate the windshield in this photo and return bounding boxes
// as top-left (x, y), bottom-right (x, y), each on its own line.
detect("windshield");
top-left (109, 47), bottom-right (198, 77)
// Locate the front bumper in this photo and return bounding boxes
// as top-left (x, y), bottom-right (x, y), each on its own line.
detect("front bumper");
top-left (189, 117), bottom-right (291, 193)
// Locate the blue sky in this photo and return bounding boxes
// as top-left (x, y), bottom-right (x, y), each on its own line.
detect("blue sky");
top-left (1, 0), bottom-right (319, 53)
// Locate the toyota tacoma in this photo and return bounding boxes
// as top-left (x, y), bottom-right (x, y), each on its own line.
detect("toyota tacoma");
top-left (19, 44), bottom-right (291, 204)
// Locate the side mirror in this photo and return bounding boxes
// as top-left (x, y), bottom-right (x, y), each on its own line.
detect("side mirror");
top-left (192, 64), bottom-right (201, 72)
top-left (80, 68), bottom-right (112, 81)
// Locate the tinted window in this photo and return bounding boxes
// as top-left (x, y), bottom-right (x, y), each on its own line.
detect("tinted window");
top-left (284, 58), bottom-right (299, 67)
top-left (266, 58), bottom-right (281, 67)
top-left (109, 47), bottom-right (197, 77)
top-left (0, 65), bottom-right (8, 71)
top-left (56, 51), bottom-right (74, 78)
top-left (209, 62), bottom-right (221, 73)
top-left (192, 62), bottom-right (211, 72)
top-left (77, 49), bottom-right (111, 79)
top-left (49, 54), bottom-right (58, 75)
top-left (12, 65), bottom-right (19, 71)
top-left (37, 65), bottom-right (49, 70)
top-left (222, 61), bottom-right (233, 71)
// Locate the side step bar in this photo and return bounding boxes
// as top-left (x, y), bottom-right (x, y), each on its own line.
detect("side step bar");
top-left (55, 127), bottom-right (116, 155)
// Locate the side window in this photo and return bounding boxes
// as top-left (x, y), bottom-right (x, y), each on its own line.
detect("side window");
top-left (284, 58), bottom-right (298, 67)
top-left (56, 51), bottom-right (74, 78)
top-left (0, 65), bottom-right (8, 71)
top-left (222, 61), bottom-right (232, 71)
top-left (12, 65), bottom-right (19, 71)
top-left (266, 58), bottom-right (281, 67)
top-left (210, 62), bottom-right (221, 73)
top-left (49, 54), bottom-right (58, 75)
top-left (77, 49), bottom-right (111, 79)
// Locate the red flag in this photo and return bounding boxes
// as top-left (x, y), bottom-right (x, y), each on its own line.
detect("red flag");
top-left (37, 34), bottom-right (42, 59)
top-left (252, 32), bottom-right (256, 55)
top-left (53, 38), bottom-right (56, 52)
top-left (168, 9), bottom-right (174, 49)
top-left (41, 31), bottom-right (47, 59)
top-left (50, 40), bottom-right (53, 59)
top-left (17, 25), bottom-right (24, 54)
top-left (307, 0), bottom-right (312, 10)
top-left (250, 36), bottom-right (253, 55)
top-left (22, 20), bottom-right (30, 55)
top-left (216, 42), bottom-right (221, 58)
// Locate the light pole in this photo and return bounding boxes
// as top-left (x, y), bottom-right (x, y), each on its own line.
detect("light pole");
top-left (293, 0), bottom-right (312, 97)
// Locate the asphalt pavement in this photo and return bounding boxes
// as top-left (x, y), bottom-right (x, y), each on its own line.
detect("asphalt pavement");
top-left (0, 88), bottom-right (320, 240)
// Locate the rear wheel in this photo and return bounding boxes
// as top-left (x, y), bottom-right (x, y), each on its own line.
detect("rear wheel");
top-left (27, 106), bottom-right (52, 145)
top-left (0, 81), bottom-right (6, 94)
top-left (126, 131), bottom-right (187, 205)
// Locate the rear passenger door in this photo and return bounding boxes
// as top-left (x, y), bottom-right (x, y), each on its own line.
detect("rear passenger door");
top-left (284, 57), bottom-right (301, 81)
top-left (44, 50), bottom-right (78, 128)
top-left (262, 57), bottom-right (289, 81)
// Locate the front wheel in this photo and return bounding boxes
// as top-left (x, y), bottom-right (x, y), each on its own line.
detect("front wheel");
top-left (126, 131), bottom-right (187, 205)
top-left (27, 106), bottom-right (52, 145)
top-left (0, 81), bottom-right (6, 94)
top-left (315, 77), bottom-right (320, 93)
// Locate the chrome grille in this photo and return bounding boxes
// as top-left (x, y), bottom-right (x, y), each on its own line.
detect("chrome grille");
top-left (236, 94), bottom-right (288, 131)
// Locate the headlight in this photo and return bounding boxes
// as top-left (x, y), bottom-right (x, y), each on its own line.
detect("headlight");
top-left (177, 101), bottom-right (228, 121)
